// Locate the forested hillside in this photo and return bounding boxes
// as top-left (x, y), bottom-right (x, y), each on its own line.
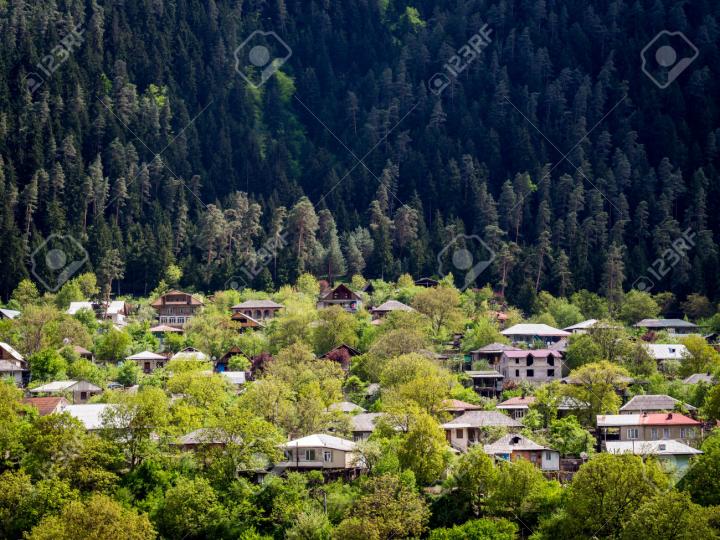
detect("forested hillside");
top-left (2, 0), bottom-right (720, 308)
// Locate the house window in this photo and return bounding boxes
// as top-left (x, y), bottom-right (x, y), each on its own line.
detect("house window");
top-left (627, 428), bottom-right (639, 439)
top-left (547, 369), bottom-right (555, 377)
top-left (544, 452), bottom-right (553, 460)
top-left (651, 428), bottom-right (658, 439)
top-left (284, 450), bottom-right (293, 460)
top-left (526, 355), bottom-right (534, 366)
top-left (80, 391), bottom-right (87, 400)
top-left (663, 428), bottom-right (670, 439)
top-left (548, 357), bottom-right (555, 366)
top-left (456, 429), bottom-right (464, 439)
top-left (681, 428), bottom-right (694, 438)
top-left (515, 369), bottom-right (520, 377)
top-left (324, 451), bottom-right (333, 462)
top-left (515, 359), bottom-right (519, 364)
top-left (527, 369), bottom-right (534, 377)
top-left (157, 362), bottom-right (164, 369)
top-left (304, 449), bottom-right (316, 461)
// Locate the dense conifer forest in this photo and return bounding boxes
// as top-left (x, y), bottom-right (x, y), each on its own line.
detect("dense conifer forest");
top-left (2, 0), bottom-right (720, 308)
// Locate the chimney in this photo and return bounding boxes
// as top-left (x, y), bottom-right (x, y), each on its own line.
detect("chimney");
top-left (667, 413), bottom-right (673, 420)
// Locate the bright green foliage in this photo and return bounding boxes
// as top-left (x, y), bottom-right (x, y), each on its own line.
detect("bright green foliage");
top-left (26, 494), bottom-right (155, 540)
top-left (28, 348), bottom-right (68, 381)
top-left (547, 416), bottom-right (594, 456)
top-left (429, 518), bottom-right (518, 540)
top-left (156, 477), bottom-right (228, 539)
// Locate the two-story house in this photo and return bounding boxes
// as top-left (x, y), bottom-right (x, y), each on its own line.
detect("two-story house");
top-left (500, 323), bottom-right (570, 346)
top-left (441, 410), bottom-right (523, 452)
top-left (484, 433), bottom-right (560, 471)
top-left (597, 412), bottom-right (702, 445)
top-left (317, 284), bottom-right (363, 313)
top-left (498, 349), bottom-right (563, 384)
top-left (231, 299), bottom-right (284, 321)
top-left (277, 434), bottom-right (363, 472)
top-left (0, 342), bottom-right (28, 386)
top-left (150, 290), bottom-right (203, 327)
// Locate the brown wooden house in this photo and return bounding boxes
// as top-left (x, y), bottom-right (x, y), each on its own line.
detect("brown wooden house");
top-left (317, 284), bottom-right (363, 313)
top-left (231, 299), bottom-right (284, 321)
top-left (150, 290), bottom-right (203, 328)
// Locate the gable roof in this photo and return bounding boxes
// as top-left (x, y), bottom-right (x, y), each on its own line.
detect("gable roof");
top-left (149, 324), bottom-right (184, 333)
top-left (501, 324), bottom-right (570, 337)
top-left (563, 319), bottom-right (599, 331)
top-left (471, 342), bottom-right (521, 354)
top-left (682, 373), bottom-right (714, 384)
top-left (619, 394), bottom-right (696, 413)
top-left (230, 312), bottom-right (266, 326)
top-left (219, 371), bottom-right (247, 385)
top-left (320, 343), bottom-right (361, 358)
top-left (319, 284), bottom-right (362, 301)
top-left (0, 308), bottom-right (20, 319)
top-left (484, 433), bottom-right (555, 454)
top-left (66, 300), bottom-right (128, 316)
top-left (328, 401), bottom-right (366, 413)
top-left (597, 412), bottom-right (701, 427)
top-left (372, 300), bottom-right (414, 313)
top-left (281, 434), bottom-right (356, 451)
top-left (441, 410), bottom-right (523, 429)
top-left (634, 318), bottom-right (698, 329)
top-left (497, 396), bottom-right (536, 409)
top-left (0, 342), bottom-right (24, 362)
top-left (150, 290), bottom-right (203, 308)
top-left (231, 299), bottom-right (284, 310)
top-left (351, 412), bottom-right (385, 432)
top-left (644, 344), bottom-right (688, 360)
top-left (465, 370), bottom-right (504, 378)
top-left (30, 380), bottom-right (102, 393)
top-left (22, 396), bottom-right (69, 416)
top-left (442, 399), bottom-right (483, 412)
top-left (171, 348), bottom-right (209, 361)
top-left (127, 350), bottom-right (166, 361)
top-left (63, 404), bottom-right (115, 430)
top-left (606, 439), bottom-right (703, 456)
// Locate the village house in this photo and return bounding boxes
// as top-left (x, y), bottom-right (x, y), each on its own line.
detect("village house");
top-left (328, 401), bottom-right (365, 413)
top-left (0, 308), bottom-right (21, 320)
top-left (370, 300), bottom-right (414, 320)
top-left (150, 290), bottom-right (203, 327)
top-left (464, 370), bottom-right (504, 398)
top-left (319, 343), bottom-right (361, 370)
top-left (498, 349), bottom-right (563, 384)
top-left (442, 399), bottom-right (482, 418)
top-left (214, 346), bottom-right (246, 372)
top-left (468, 343), bottom-right (521, 368)
top-left (683, 373), bottom-right (714, 385)
top-left (171, 347), bottom-right (209, 362)
top-left (441, 410), bottom-right (523, 452)
top-left (67, 300), bottom-right (132, 326)
top-left (634, 318), bottom-right (699, 336)
top-left (316, 284), bottom-right (363, 313)
top-left (500, 323), bottom-right (570, 346)
top-left (230, 311), bottom-right (265, 330)
top-left (597, 412), bottom-right (702, 445)
top-left (484, 433), bottom-right (560, 471)
top-left (70, 345), bottom-right (94, 362)
top-left (496, 396), bottom-right (536, 419)
top-left (277, 434), bottom-right (363, 473)
top-left (22, 396), bottom-right (70, 416)
top-left (62, 403), bottom-right (115, 430)
top-left (563, 319), bottom-right (599, 334)
top-left (414, 277), bottom-right (439, 288)
top-left (29, 380), bottom-right (102, 404)
top-left (619, 394), bottom-right (696, 415)
top-left (605, 440), bottom-right (702, 478)
top-left (127, 350), bottom-right (168, 374)
top-left (644, 343), bottom-right (689, 368)
top-left (0, 342), bottom-right (29, 386)
top-left (231, 299), bottom-right (284, 321)
top-left (350, 412), bottom-right (385, 441)
top-left (149, 324), bottom-right (184, 351)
